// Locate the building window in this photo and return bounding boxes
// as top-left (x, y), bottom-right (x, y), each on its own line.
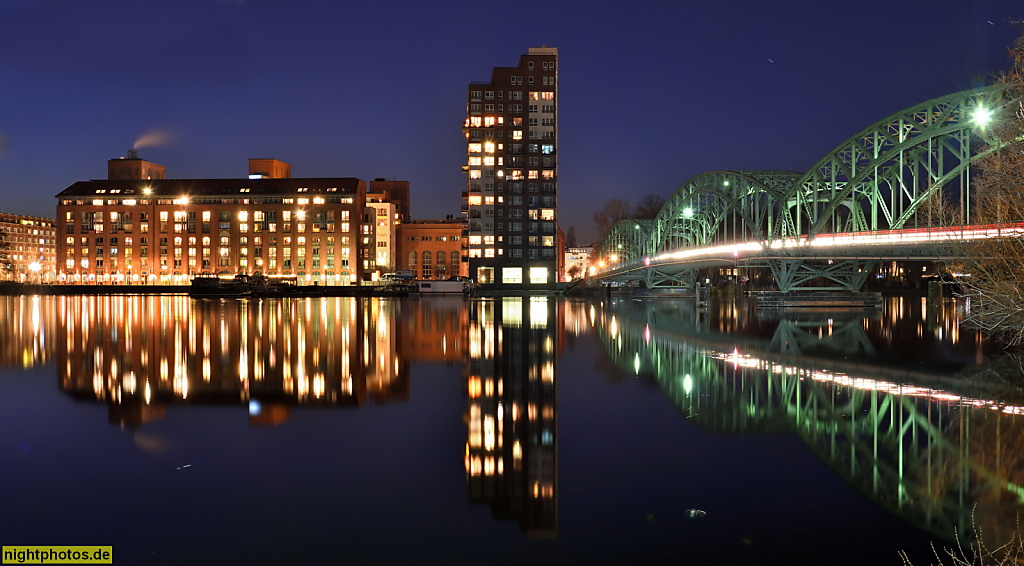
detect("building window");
top-left (502, 267), bottom-right (522, 284)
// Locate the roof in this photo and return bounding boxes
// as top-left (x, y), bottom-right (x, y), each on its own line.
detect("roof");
top-left (56, 177), bottom-right (365, 198)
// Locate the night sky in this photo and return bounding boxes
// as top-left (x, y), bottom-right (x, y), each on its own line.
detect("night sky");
top-left (1, 0), bottom-right (1021, 243)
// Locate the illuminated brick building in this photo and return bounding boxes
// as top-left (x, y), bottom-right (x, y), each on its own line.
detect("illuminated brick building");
top-left (463, 47), bottom-right (558, 290)
top-left (397, 220), bottom-right (466, 280)
top-left (55, 157), bottom-right (367, 285)
top-left (0, 212), bottom-right (58, 282)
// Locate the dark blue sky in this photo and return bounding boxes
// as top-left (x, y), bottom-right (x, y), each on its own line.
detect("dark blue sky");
top-left (0, 0), bottom-right (1020, 243)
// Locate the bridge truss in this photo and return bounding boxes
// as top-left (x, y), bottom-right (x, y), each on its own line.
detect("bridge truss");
top-left (595, 87), bottom-right (1004, 292)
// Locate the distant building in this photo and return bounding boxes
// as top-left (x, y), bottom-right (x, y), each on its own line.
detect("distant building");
top-left (563, 246), bottom-right (593, 281)
top-left (0, 212), bottom-right (58, 282)
top-left (107, 149), bottom-right (166, 181)
top-left (463, 47), bottom-right (558, 290)
top-left (397, 220), bottom-right (466, 280)
top-left (55, 156), bottom-right (367, 285)
top-left (368, 179), bottom-right (411, 223)
top-left (365, 179), bottom-right (411, 279)
top-left (247, 158), bottom-right (292, 179)
top-left (365, 200), bottom-right (397, 278)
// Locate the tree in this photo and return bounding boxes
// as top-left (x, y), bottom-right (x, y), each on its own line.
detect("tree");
top-left (565, 225), bottom-right (577, 248)
top-left (954, 25), bottom-right (1024, 344)
top-left (593, 198), bottom-right (632, 244)
top-left (633, 193), bottom-right (666, 219)
top-left (567, 264), bottom-right (582, 280)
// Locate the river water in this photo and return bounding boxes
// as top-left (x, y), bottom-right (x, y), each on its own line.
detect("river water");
top-left (1, 294), bottom-right (1021, 565)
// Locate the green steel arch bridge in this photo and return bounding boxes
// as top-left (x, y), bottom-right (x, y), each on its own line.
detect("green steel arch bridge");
top-left (591, 87), bottom-right (1018, 292)
top-left (591, 299), bottom-right (1024, 542)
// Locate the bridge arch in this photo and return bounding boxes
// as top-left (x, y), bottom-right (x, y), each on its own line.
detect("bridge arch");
top-left (591, 86), bottom-right (1004, 292)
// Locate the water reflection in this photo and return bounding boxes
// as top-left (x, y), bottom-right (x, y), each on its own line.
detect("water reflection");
top-left (56, 296), bottom-right (416, 426)
top-left (8, 293), bottom-right (1022, 547)
top-left (586, 298), bottom-right (1024, 544)
top-left (464, 297), bottom-right (559, 538)
top-left (47, 294), bottom-right (556, 536)
top-left (0, 296), bottom-right (55, 368)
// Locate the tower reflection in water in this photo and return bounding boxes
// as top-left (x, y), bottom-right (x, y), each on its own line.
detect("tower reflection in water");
top-left (463, 297), bottom-right (559, 538)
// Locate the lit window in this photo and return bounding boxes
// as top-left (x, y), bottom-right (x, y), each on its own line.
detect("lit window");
top-left (512, 130), bottom-right (523, 140)
top-left (467, 195), bottom-right (482, 205)
top-left (468, 157), bottom-right (482, 166)
top-left (469, 170), bottom-right (481, 179)
top-left (529, 267), bottom-right (548, 284)
top-left (468, 143), bottom-right (482, 153)
top-left (502, 267), bottom-right (523, 284)
top-left (484, 142), bottom-right (495, 153)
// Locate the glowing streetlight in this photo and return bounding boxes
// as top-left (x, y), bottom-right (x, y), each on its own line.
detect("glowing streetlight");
top-left (683, 207), bottom-right (694, 218)
top-left (973, 106), bottom-right (993, 129)
top-left (29, 261), bottom-right (41, 284)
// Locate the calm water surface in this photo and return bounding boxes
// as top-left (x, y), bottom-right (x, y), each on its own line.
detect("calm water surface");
top-left (1, 294), bottom-right (1021, 565)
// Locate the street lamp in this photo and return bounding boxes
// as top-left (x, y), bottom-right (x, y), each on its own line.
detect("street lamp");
top-left (29, 261), bottom-right (41, 285)
top-left (973, 106), bottom-right (992, 129)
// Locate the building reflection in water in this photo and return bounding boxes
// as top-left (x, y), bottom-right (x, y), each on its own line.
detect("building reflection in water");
top-left (54, 295), bottom-right (443, 427)
top-left (52, 294), bottom-right (559, 535)
top-left (464, 297), bottom-right (560, 538)
top-left (587, 298), bottom-right (1024, 546)
top-left (0, 296), bottom-right (55, 369)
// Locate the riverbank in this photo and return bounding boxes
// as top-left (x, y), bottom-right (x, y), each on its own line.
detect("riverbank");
top-left (0, 281), bottom-right (402, 297)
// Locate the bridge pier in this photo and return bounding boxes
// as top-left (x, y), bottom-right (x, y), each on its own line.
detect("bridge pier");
top-left (755, 290), bottom-right (883, 309)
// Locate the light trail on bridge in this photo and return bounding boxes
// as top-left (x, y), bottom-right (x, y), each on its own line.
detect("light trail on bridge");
top-left (611, 221), bottom-right (1024, 267)
top-left (711, 349), bottom-right (1024, 417)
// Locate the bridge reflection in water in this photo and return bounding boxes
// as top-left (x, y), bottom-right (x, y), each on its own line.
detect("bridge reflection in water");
top-left (588, 298), bottom-right (1024, 545)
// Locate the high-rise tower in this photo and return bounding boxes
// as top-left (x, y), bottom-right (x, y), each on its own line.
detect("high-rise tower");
top-left (463, 47), bottom-right (558, 290)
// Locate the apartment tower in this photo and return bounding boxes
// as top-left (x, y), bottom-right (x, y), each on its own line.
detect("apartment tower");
top-left (463, 47), bottom-right (557, 290)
